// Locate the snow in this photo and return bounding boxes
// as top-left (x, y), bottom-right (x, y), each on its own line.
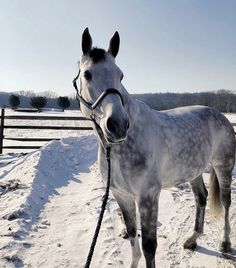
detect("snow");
top-left (225, 113), bottom-right (236, 124)
top-left (0, 111), bottom-right (236, 267)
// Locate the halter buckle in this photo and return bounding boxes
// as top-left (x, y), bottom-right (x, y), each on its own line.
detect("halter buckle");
top-left (90, 111), bottom-right (95, 121)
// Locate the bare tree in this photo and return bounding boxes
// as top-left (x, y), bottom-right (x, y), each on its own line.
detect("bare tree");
top-left (41, 90), bottom-right (58, 98)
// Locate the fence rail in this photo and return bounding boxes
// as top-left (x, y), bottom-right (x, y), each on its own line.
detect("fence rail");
top-left (3, 125), bottom-right (91, 130)
top-left (0, 108), bottom-right (93, 154)
top-left (4, 115), bottom-right (89, 120)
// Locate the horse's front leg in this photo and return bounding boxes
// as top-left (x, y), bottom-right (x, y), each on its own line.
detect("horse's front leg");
top-left (113, 190), bottom-right (141, 268)
top-left (138, 190), bottom-right (160, 268)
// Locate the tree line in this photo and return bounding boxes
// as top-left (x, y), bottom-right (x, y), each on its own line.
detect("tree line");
top-left (0, 90), bottom-right (81, 110)
top-left (8, 94), bottom-right (72, 112)
top-left (1, 89), bottom-right (236, 113)
top-left (134, 89), bottom-right (236, 113)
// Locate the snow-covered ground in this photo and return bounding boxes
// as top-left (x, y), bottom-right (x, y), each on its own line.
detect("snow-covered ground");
top-left (0, 110), bottom-right (236, 268)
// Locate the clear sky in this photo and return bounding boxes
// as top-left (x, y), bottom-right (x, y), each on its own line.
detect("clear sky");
top-left (0, 0), bottom-right (235, 96)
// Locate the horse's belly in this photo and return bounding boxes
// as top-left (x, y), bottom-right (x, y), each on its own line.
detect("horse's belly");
top-left (159, 143), bottom-right (212, 188)
top-left (161, 165), bottom-right (205, 188)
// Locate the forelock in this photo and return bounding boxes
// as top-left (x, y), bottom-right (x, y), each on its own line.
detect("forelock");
top-left (89, 48), bottom-right (106, 63)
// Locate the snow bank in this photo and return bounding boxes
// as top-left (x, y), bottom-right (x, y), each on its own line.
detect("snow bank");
top-left (0, 135), bottom-right (98, 265)
top-left (1, 134), bottom-right (97, 224)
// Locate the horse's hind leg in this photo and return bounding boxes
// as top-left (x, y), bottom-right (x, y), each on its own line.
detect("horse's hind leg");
top-left (213, 165), bottom-right (233, 253)
top-left (184, 175), bottom-right (208, 250)
top-left (113, 191), bottom-right (141, 268)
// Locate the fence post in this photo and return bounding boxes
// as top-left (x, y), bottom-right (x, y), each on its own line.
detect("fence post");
top-left (0, 108), bottom-right (5, 154)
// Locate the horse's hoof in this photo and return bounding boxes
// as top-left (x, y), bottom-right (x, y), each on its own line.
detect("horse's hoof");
top-left (220, 241), bottom-right (231, 253)
top-left (183, 238), bottom-right (197, 250)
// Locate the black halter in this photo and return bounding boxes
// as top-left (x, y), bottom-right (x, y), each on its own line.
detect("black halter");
top-left (73, 70), bottom-right (124, 120)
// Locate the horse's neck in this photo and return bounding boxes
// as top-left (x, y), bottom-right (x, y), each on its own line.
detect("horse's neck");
top-left (121, 85), bottom-right (137, 116)
top-left (121, 85), bottom-right (153, 126)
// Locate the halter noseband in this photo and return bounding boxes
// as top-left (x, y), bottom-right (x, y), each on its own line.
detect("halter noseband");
top-left (73, 70), bottom-right (124, 120)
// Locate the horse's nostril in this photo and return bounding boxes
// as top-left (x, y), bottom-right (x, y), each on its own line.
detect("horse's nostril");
top-left (126, 121), bottom-right (130, 130)
top-left (107, 117), bottom-right (117, 133)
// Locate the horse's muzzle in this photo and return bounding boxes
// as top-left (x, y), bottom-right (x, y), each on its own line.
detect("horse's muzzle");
top-left (105, 116), bottom-right (130, 143)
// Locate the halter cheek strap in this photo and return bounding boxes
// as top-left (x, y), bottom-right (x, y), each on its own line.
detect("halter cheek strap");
top-left (73, 70), bottom-right (124, 120)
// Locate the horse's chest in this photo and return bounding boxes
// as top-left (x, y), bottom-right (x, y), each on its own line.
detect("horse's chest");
top-left (106, 144), bottom-right (151, 192)
top-left (118, 144), bottom-right (149, 173)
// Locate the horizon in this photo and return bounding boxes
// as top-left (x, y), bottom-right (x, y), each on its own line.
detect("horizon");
top-left (1, 88), bottom-right (235, 98)
top-left (0, 0), bottom-right (235, 95)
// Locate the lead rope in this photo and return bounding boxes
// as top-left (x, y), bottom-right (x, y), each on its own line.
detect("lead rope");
top-left (84, 146), bottom-right (111, 268)
top-left (73, 72), bottom-right (112, 267)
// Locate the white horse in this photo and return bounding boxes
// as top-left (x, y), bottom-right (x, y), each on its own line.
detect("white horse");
top-left (75, 28), bottom-right (235, 268)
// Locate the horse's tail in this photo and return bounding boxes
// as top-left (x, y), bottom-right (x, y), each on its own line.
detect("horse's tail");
top-left (209, 168), bottom-right (223, 218)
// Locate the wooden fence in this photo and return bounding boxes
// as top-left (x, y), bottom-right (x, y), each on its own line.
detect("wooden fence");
top-left (0, 108), bottom-right (93, 154)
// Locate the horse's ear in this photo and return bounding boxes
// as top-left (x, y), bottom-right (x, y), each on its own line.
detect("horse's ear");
top-left (108, 31), bottom-right (120, 58)
top-left (82, 27), bottom-right (92, 55)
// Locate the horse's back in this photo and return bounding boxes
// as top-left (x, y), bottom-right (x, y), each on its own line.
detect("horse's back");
top-left (159, 105), bottom-right (234, 138)
top-left (159, 105), bottom-right (235, 156)
top-left (151, 105), bottom-right (235, 186)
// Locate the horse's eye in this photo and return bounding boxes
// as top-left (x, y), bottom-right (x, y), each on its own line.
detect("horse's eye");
top-left (120, 74), bottom-right (124, 81)
top-left (84, 70), bottom-right (92, 80)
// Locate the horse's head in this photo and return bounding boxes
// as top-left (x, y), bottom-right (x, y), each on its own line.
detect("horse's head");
top-left (76, 28), bottom-right (129, 144)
